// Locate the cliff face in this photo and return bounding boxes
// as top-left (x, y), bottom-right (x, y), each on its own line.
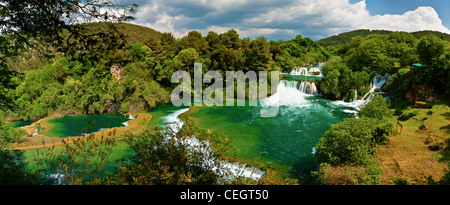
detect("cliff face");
top-left (110, 63), bottom-right (122, 82)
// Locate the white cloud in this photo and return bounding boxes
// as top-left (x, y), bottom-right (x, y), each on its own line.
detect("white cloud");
top-left (131, 0), bottom-right (450, 40)
top-left (367, 6), bottom-right (450, 34)
top-left (133, 2), bottom-right (190, 38)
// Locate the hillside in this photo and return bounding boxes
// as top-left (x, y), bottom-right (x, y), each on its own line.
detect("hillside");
top-left (316, 29), bottom-right (393, 46)
top-left (317, 29), bottom-right (450, 46)
top-left (6, 22), bottom-right (164, 72)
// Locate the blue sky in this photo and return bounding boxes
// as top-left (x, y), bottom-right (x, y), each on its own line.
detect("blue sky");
top-left (131, 0), bottom-right (450, 40)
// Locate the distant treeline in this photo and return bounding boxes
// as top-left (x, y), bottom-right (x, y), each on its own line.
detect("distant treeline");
top-left (317, 29), bottom-right (450, 47)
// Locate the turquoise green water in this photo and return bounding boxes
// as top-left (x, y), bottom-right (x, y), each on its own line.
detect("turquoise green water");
top-left (1, 120), bottom-right (34, 130)
top-left (45, 114), bottom-right (129, 138)
top-left (188, 98), bottom-right (354, 177)
top-left (282, 75), bottom-right (325, 82)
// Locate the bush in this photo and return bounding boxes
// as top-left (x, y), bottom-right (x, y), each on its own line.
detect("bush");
top-left (360, 95), bottom-right (392, 120)
top-left (394, 110), bottom-right (403, 116)
top-left (0, 148), bottom-right (38, 185)
top-left (312, 161), bottom-right (383, 185)
top-left (316, 117), bottom-right (391, 166)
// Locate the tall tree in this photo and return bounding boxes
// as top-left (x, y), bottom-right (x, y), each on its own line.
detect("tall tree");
top-left (0, 0), bottom-right (137, 109)
top-left (417, 35), bottom-right (445, 68)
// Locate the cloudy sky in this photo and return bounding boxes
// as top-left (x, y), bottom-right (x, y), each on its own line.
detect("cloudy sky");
top-left (129, 0), bottom-right (450, 40)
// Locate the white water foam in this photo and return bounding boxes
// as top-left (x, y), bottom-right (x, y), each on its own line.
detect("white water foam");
top-left (162, 108), bottom-right (190, 133)
top-left (260, 80), bottom-right (311, 108)
top-left (333, 74), bottom-right (390, 111)
top-left (288, 63), bottom-right (324, 77)
top-left (164, 107), bottom-right (265, 180)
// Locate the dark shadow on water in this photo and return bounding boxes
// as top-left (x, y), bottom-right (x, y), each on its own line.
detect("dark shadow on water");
top-left (289, 155), bottom-right (319, 184)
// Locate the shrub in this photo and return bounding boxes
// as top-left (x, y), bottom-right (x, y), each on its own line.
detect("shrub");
top-left (394, 110), bottom-right (403, 116)
top-left (312, 162), bottom-right (383, 185)
top-left (360, 95), bottom-right (392, 120)
top-left (316, 117), bottom-right (391, 166)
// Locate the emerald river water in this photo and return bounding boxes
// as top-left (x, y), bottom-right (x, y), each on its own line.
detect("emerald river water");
top-left (45, 114), bottom-right (130, 138)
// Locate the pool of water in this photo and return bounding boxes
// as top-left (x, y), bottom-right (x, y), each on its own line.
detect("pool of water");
top-left (1, 120), bottom-right (34, 130)
top-left (45, 114), bottom-right (130, 138)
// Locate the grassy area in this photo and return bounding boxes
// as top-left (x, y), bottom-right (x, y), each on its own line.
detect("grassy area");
top-left (376, 103), bottom-right (450, 184)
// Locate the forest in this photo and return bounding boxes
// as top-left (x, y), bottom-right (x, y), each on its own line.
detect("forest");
top-left (1, 0), bottom-right (450, 186)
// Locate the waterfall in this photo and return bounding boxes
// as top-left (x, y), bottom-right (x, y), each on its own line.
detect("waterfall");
top-left (288, 63), bottom-right (324, 77)
top-left (283, 80), bottom-right (318, 95)
top-left (334, 74), bottom-right (390, 110)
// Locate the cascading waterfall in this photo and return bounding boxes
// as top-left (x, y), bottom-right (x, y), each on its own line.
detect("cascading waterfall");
top-left (353, 90), bottom-right (358, 102)
top-left (334, 74), bottom-right (390, 110)
top-left (283, 80), bottom-right (318, 95)
top-left (288, 63), bottom-right (324, 77)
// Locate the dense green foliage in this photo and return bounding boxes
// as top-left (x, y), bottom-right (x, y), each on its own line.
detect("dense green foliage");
top-left (317, 29), bottom-right (393, 47)
top-left (0, 148), bottom-right (38, 185)
top-left (1, 23), bottom-right (334, 122)
top-left (359, 95), bottom-right (392, 120)
top-left (316, 117), bottom-right (392, 166)
top-left (32, 126), bottom-right (232, 185)
top-left (317, 29), bottom-right (450, 47)
top-left (313, 96), bottom-right (393, 185)
top-left (114, 127), bottom-right (226, 185)
top-left (319, 31), bottom-right (450, 103)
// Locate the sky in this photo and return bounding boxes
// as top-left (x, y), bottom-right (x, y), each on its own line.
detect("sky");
top-left (129, 0), bottom-right (450, 41)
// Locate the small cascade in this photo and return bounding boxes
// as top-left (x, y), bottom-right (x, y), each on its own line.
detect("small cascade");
top-left (127, 114), bottom-right (136, 120)
top-left (283, 80), bottom-right (318, 95)
top-left (334, 74), bottom-right (390, 110)
top-left (288, 64), bottom-right (324, 77)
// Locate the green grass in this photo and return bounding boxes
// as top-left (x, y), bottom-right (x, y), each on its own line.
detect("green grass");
top-left (377, 103), bottom-right (450, 184)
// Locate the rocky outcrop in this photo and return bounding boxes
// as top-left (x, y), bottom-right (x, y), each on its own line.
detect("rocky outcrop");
top-left (110, 63), bottom-right (122, 82)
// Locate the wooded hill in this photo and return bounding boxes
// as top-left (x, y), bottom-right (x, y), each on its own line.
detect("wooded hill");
top-left (317, 29), bottom-right (450, 47)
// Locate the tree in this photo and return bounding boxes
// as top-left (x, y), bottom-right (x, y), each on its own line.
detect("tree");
top-left (0, 146), bottom-right (38, 185)
top-left (179, 31), bottom-right (209, 55)
top-left (359, 95), bottom-right (392, 120)
top-left (175, 48), bottom-right (200, 74)
top-left (114, 127), bottom-right (227, 185)
top-left (316, 117), bottom-right (392, 166)
top-left (0, 0), bottom-right (137, 56)
top-left (0, 0), bottom-right (137, 108)
top-left (244, 36), bottom-right (274, 71)
top-left (35, 131), bottom-right (119, 185)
